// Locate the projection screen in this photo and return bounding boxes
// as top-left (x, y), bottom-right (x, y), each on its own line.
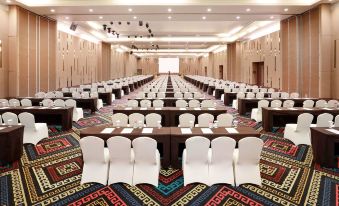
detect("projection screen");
top-left (158, 58), bottom-right (179, 73)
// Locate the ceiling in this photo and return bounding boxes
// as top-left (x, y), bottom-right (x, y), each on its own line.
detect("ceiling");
top-left (3, 0), bottom-right (337, 57)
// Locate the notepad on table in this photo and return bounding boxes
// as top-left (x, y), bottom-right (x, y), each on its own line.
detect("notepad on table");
top-left (323, 108), bottom-right (333, 110)
top-left (201, 128), bottom-right (213, 134)
top-left (0, 127), bottom-right (5, 131)
top-left (125, 107), bottom-right (132, 110)
top-left (326, 129), bottom-right (339, 135)
top-left (101, 128), bottom-right (115, 134)
top-left (24, 107), bottom-right (34, 109)
top-left (288, 108), bottom-right (297, 110)
top-left (194, 108), bottom-right (201, 110)
top-left (273, 108), bottom-right (282, 110)
top-left (208, 108), bottom-right (216, 110)
top-left (303, 108), bottom-right (313, 110)
top-left (121, 128), bottom-right (133, 134)
top-left (52, 107), bottom-right (61, 109)
top-left (225, 128), bottom-right (239, 134)
top-left (0, 107), bottom-right (10, 109)
top-left (180, 108), bottom-right (187, 110)
top-left (39, 107), bottom-right (49, 109)
top-left (142, 128), bottom-right (153, 133)
top-left (155, 107), bottom-right (162, 110)
top-left (140, 107), bottom-right (147, 110)
top-left (181, 128), bottom-right (192, 134)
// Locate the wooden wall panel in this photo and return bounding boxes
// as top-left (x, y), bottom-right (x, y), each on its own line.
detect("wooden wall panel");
top-left (39, 18), bottom-right (49, 92)
top-left (49, 21), bottom-right (57, 91)
top-left (301, 14), bottom-right (310, 96)
top-left (310, 9), bottom-right (320, 98)
top-left (0, 5), bottom-right (9, 98)
top-left (28, 13), bottom-right (37, 95)
top-left (18, 9), bottom-right (28, 96)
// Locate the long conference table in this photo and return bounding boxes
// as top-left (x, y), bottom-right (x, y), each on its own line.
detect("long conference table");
top-left (262, 107), bottom-right (339, 132)
top-left (14, 97), bottom-right (97, 113)
top-left (0, 125), bottom-right (24, 165)
top-left (0, 106), bottom-right (73, 130)
top-left (80, 125), bottom-right (260, 168)
top-left (63, 92), bottom-right (112, 105)
top-left (237, 97), bottom-right (319, 115)
top-left (131, 98), bottom-right (211, 107)
top-left (223, 92), bottom-right (272, 106)
top-left (112, 107), bottom-right (228, 127)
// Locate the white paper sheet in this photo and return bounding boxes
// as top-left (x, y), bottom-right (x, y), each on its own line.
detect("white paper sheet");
top-left (125, 107), bottom-right (132, 110)
top-left (179, 108), bottom-right (187, 110)
top-left (288, 108), bottom-right (297, 110)
top-left (24, 107), bottom-right (34, 109)
top-left (101, 128), bottom-right (115, 133)
top-left (121, 128), bottom-right (133, 134)
top-left (323, 108), bottom-right (333, 110)
top-left (39, 107), bottom-right (49, 109)
top-left (155, 107), bottom-right (162, 110)
top-left (326, 129), bottom-right (339, 135)
top-left (0, 127), bottom-right (6, 130)
top-left (208, 108), bottom-right (216, 110)
top-left (303, 108), bottom-right (313, 110)
top-left (142, 128), bottom-right (153, 133)
top-left (273, 108), bottom-right (282, 110)
top-left (201, 128), bottom-right (213, 134)
top-left (181, 128), bottom-right (192, 134)
top-left (52, 107), bottom-right (61, 109)
top-left (225, 128), bottom-right (239, 134)
top-left (194, 108), bottom-right (201, 110)
top-left (140, 107), bottom-right (147, 110)
top-left (0, 107), bottom-right (10, 109)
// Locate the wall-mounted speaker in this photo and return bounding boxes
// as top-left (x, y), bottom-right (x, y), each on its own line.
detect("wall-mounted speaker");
top-left (70, 22), bottom-right (78, 31)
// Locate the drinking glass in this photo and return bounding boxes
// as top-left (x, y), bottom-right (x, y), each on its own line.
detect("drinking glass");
top-left (189, 120), bottom-right (194, 129)
top-left (233, 120), bottom-right (239, 128)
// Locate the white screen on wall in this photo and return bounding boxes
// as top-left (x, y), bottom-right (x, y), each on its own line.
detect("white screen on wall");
top-left (158, 58), bottom-right (179, 73)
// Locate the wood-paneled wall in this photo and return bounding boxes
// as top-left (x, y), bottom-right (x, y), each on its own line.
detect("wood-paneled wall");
top-left (332, 3), bottom-right (339, 99)
top-left (0, 5), bottom-right (9, 98)
top-left (8, 5), bottom-right (57, 97)
top-left (56, 31), bottom-right (99, 89)
top-left (137, 57), bottom-right (158, 75)
top-left (110, 50), bottom-right (137, 78)
top-left (240, 31), bottom-right (282, 89)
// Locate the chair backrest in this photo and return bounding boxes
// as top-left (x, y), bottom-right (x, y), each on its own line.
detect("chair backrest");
top-left (179, 113), bottom-right (195, 127)
top-left (236, 92), bottom-right (245, 99)
top-left (283, 100), bottom-right (295, 108)
top-left (184, 92), bottom-right (193, 99)
top-left (80, 136), bottom-right (106, 163)
top-left (316, 113), bottom-right (334, 127)
top-left (259, 88), bottom-right (267, 93)
top-left (281, 92), bottom-right (289, 99)
top-left (256, 92), bottom-right (265, 99)
top-left (35, 92), bottom-right (46, 98)
top-left (136, 92), bottom-right (145, 99)
top-left (2, 112), bottom-right (18, 125)
top-left (258, 100), bottom-right (269, 110)
top-left (328, 100), bottom-right (338, 108)
top-left (188, 100), bottom-right (200, 108)
top-left (20, 99), bottom-right (32, 107)
top-left (42, 99), bottom-right (54, 107)
top-left (246, 92), bottom-right (255, 98)
top-left (69, 88), bottom-right (77, 92)
top-left (193, 92), bottom-right (202, 99)
top-left (107, 136), bottom-right (132, 163)
top-left (153, 100), bottom-right (164, 108)
top-left (197, 113), bottom-right (214, 127)
top-left (54, 99), bottom-right (66, 107)
top-left (268, 88), bottom-right (275, 93)
top-left (148, 92), bottom-right (156, 99)
top-left (176, 100), bottom-right (187, 108)
top-left (290, 92), bottom-right (299, 98)
top-left (90, 92), bottom-right (99, 98)
top-left (0, 114), bottom-right (2, 124)
top-left (157, 92), bottom-right (166, 98)
top-left (185, 136), bottom-right (210, 164)
top-left (61, 88), bottom-right (69, 92)
top-left (72, 92), bottom-right (82, 98)
top-left (271, 92), bottom-right (280, 99)
top-left (174, 92), bottom-right (183, 98)
top-left (224, 88), bottom-right (231, 93)
top-left (252, 88), bottom-right (259, 93)
top-left (111, 113), bottom-right (128, 126)
top-left (45, 92), bottom-right (55, 98)
top-left (82, 92), bottom-right (90, 98)
top-left (210, 137), bottom-right (236, 163)
top-left (129, 113), bottom-right (145, 126)
top-left (18, 112), bottom-right (36, 130)
top-left (296, 113), bottom-right (314, 132)
top-left (271, 100), bottom-right (282, 108)
top-left (237, 137), bottom-right (264, 164)
top-left (145, 113), bottom-right (162, 127)
top-left (0, 99), bottom-right (9, 106)
top-left (8, 99), bottom-right (20, 107)
top-left (335, 115), bottom-right (339, 127)
top-left (127, 100), bottom-right (139, 107)
top-left (216, 113), bottom-right (233, 127)
top-left (55, 91), bottom-right (64, 98)
top-left (315, 100), bottom-right (327, 108)
top-left (132, 137), bottom-right (157, 164)
top-left (303, 100), bottom-right (314, 108)
top-left (140, 100), bottom-right (152, 108)
top-left (201, 100), bottom-right (214, 108)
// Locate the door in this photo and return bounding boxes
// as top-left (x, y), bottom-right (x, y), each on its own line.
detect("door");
top-left (204, 66), bottom-right (207, 76)
top-left (219, 65), bottom-right (223, 79)
top-left (252, 62), bottom-right (264, 86)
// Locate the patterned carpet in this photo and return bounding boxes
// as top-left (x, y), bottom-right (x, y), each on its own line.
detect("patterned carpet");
top-left (1, 84), bottom-right (339, 205)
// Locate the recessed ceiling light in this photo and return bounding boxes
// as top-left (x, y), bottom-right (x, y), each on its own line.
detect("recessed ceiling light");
top-left (99, 16), bottom-right (103, 19)
top-left (168, 16), bottom-right (172, 20)
top-left (202, 16), bottom-right (206, 20)
top-left (246, 8), bottom-right (251, 12)
top-left (133, 16), bottom-right (137, 19)
top-left (284, 8), bottom-right (289, 12)
top-left (168, 8), bottom-right (172, 12)
top-left (207, 8), bottom-right (212, 12)
top-left (128, 8), bottom-right (132, 12)
top-left (50, 9), bottom-right (55, 12)
top-left (270, 16), bottom-right (274, 19)
top-left (236, 16), bottom-right (240, 20)
top-left (89, 9), bottom-right (93, 12)
top-left (65, 16), bottom-right (69, 20)
top-left (6, 0), bottom-right (11, 3)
